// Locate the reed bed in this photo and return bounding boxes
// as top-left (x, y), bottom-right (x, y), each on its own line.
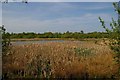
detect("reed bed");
top-left (3, 41), bottom-right (119, 78)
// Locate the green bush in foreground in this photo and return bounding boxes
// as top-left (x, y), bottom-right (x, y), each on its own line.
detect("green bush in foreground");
top-left (99, 2), bottom-right (120, 75)
top-left (0, 25), bottom-right (11, 55)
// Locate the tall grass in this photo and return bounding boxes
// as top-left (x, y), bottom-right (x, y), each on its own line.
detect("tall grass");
top-left (3, 41), bottom-right (119, 78)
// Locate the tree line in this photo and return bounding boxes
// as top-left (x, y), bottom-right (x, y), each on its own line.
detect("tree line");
top-left (6, 31), bottom-right (114, 39)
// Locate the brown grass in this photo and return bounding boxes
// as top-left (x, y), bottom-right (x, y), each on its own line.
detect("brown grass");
top-left (11, 38), bottom-right (77, 41)
top-left (3, 41), bottom-right (119, 78)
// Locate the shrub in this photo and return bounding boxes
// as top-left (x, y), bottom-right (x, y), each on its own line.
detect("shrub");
top-left (99, 2), bottom-right (120, 75)
top-left (74, 48), bottom-right (93, 57)
top-left (0, 25), bottom-right (11, 55)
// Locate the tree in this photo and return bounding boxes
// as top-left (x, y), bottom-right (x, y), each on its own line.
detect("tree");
top-left (99, 2), bottom-right (120, 75)
top-left (0, 25), bottom-right (11, 55)
top-left (80, 30), bottom-right (84, 34)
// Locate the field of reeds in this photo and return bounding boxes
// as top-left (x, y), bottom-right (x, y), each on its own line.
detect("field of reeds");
top-left (2, 40), bottom-right (119, 79)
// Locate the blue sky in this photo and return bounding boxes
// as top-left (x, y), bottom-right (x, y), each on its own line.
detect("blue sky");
top-left (2, 0), bottom-right (119, 2)
top-left (0, 3), bottom-right (2, 26)
top-left (2, 2), bottom-right (118, 33)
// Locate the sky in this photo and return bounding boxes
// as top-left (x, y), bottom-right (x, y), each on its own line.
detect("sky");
top-left (2, 2), bottom-right (118, 33)
top-left (0, 3), bottom-right (2, 26)
top-left (1, 0), bottom-right (119, 2)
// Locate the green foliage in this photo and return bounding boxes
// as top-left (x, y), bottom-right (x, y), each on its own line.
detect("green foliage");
top-left (0, 25), bottom-right (11, 55)
top-left (80, 30), bottom-right (84, 34)
top-left (99, 2), bottom-right (120, 75)
top-left (99, 2), bottom-right (120, 53)
top-left (74, 48), bottom-right (93, 57)
top-left (10, 31), bottom-right (111, 39)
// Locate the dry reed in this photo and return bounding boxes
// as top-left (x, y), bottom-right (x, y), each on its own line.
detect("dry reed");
top-left (3, 41), bottom-right (119, 78)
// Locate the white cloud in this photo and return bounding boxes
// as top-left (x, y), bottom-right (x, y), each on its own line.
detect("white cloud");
top-left (2, 2), bottom-right (114, 22)
top-left (2, 2), bottom-right (118, 33)
top-left (3, 13), bottom-right (116, 33)
top-left (83, 5), bottom-right (112, 10)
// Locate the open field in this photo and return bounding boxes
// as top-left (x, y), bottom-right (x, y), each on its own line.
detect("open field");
top-left (3, 40), bottom-right (119, 78)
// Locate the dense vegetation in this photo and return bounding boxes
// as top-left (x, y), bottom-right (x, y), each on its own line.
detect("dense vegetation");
top-left (99, 2), bottom-right (120, 75)
top-left (3, 41), bottom-right (119, 78)
top-left (0, 25), bottom-right (11, 55)
top-left (9, 31), bottom-right (111, 39)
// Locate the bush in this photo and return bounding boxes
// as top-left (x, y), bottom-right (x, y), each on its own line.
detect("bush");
top-left (0, 25), bottom-right (11, 55)
top-left (99, 2), bottom-right (120, 75)
top-left (74, 48), bottom-right (93, 57)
